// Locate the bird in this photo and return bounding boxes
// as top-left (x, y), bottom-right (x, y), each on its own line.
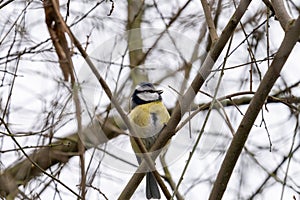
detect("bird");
top-left (129, 82), bottom-right (170, 199)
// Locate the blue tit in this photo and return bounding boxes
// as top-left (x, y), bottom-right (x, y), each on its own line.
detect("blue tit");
top-left (129, 82), bottom-right (170, 199)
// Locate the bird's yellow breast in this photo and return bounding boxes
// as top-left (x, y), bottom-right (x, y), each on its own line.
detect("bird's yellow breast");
top-left (129, 101), bottom-right (170, 128)
top-left (129, 101), bottom-right (170, 152)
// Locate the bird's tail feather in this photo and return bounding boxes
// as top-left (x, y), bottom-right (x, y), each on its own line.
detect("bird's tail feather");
top-left (146, 172), bottom-right (161, 199)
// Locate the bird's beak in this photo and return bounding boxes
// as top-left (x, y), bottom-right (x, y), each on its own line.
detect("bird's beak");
top-left (156, 90), bottom-right (163, 94)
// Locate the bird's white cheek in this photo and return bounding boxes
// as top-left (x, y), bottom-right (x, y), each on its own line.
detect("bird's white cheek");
top-left (136, 92), bottom-right (159, 101)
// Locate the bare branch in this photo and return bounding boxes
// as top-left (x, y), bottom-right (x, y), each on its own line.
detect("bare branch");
top-left (272, 0), bottom-right (294, 31)
top-left (209, 15), bottom-right (300, 200)
top-left (0, 117), bottom-right (124, 197)
top-left (43, 0), bottom-right (75, 82)
top-left (200, 0), bottom-right (218, 44)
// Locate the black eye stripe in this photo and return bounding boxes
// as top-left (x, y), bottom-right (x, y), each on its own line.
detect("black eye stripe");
top-left (136, 90), bottom-right (158, 93)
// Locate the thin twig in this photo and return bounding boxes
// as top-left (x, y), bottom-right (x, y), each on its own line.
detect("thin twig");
top-left (280, 114), bottom-right (299, 199)
top-left (160, 154), bottom-right (184, 200)
top-left (200, 0), bottom-right (218, 43)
